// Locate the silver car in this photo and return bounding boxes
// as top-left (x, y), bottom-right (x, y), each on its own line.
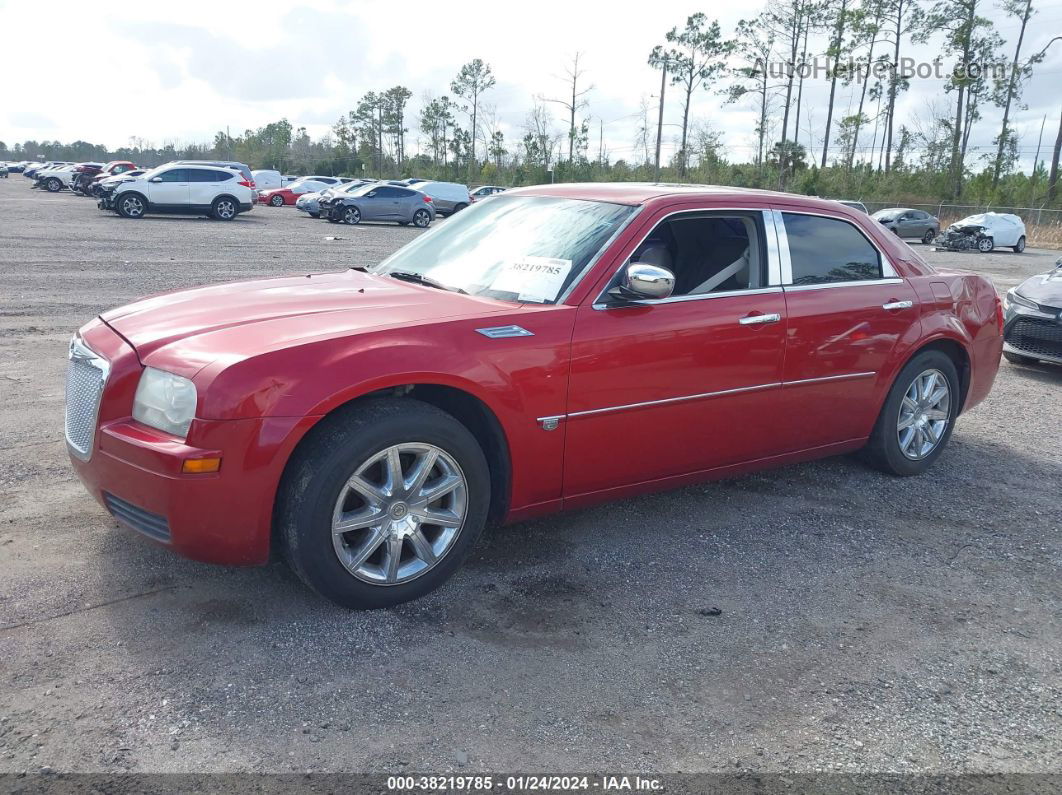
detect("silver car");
top-left (872, 207), bottom-right (940, 244)
top-left (296, 180), bottom-right (374, 218)
top-left (321, 183), bottom-right (436, 227)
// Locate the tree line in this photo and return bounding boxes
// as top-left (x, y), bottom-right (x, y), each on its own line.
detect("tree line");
top-left (3, 0), bottom-right (1060, 209)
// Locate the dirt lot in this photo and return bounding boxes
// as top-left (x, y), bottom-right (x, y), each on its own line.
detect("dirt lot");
top-left (1, 179), bottom-right (1060, 776)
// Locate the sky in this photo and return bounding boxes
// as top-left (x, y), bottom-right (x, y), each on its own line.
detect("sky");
top-left (2, 0), bottom-right (1061, 172)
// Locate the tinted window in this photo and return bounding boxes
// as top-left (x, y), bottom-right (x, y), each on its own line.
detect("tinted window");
top-left (913, 211), bottom-right (928, 220)
top-left (157, 169), bottom-right (188, 182)
top-left (187, 169), bottom-right (217, 182)
top-left (373, 187), bottom-right (401, 198)
top-left (783, 213), bottom-right (882, 285)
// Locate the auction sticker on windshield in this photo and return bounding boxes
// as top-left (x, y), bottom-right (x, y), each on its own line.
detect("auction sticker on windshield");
top-left (491, 256), bottom-right (572, 302)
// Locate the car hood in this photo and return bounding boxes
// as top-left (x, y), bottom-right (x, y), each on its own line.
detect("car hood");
top-left (100, 269), bottom-right (510, 376)
top-left (1017, 268), bottom-right (1062, 307)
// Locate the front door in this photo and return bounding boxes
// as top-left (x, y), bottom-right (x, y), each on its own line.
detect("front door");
top-left (146, 167), bottom-right (190, 208)
top-left (562, 208), bottom-right (788, 499)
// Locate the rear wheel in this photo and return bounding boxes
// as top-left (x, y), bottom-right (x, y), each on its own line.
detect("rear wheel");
top-left (116, 193), bottom-right (146, 218)
top-left (270, 194), bottom-right (285, 207)
top-left (342, 206), bottom-right (361, 225)
top-left (212, 196), bottom-right (238, 220)
top-left (413, 209), bottom-right (431, 228)
top-left (277, 399), bottom-right (490, 609)
top-left (1013, 235), bottom-right (1026, 253)
top-left (452, 202), bottom-right (468, 213)
top-left (1003, 350), bottom-right (1036, 365)
top-left (922, 229), bottom-right (935, 244)
top-left (861, 350), bottom-right (959, 476)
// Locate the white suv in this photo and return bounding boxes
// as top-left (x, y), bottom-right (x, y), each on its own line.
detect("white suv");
top-left (105, 164), bottom-right (255, 220)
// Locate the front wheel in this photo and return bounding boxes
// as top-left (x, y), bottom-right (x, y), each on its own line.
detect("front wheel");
top-left (270, 194), bottom-right (285, 207)
top-left (212, 196), bottom-right (238, 220)
top-left (277, 399), bottom-right (490, 609)
top-left (861, 350), bottom-right (959, 476)
top-left (309, 211), bottom-right (320, 218)
top-left (412, 209), bottom-right (431, 228)
top-left (46, 177), bottom-right (62, 192)
top-left (342, 206), bottom-right (361, 225)
top-left (116, 193), bottom-right (146, 218)
top-left (1013, 235), bottom-right (1026, 253)
top-left (977, 237), bottom-right (994, 253)
top-left (452, 203), bottom-right (468, 214)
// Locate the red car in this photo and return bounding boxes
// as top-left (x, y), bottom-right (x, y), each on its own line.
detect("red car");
top-left (257, 186), bottom-right (302, 206)
top-left (65, 185), bottom-right (1002, 608)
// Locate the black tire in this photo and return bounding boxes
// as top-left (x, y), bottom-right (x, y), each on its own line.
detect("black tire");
top-left (45, 177), bottom-right (62, 192)
top-left (342, 206), bottom-right (361, 225)
top-left (1013, 235), bottom-right (1026, 253)
top-left (452, 203), bottom-right (468, 213)
top-left (277, 398), bottom-right (491, 609)
top-left (1003, 350), bottom-right (1036, 365)
top-left (977, 236), bottom-right (994, 253)
top-left (412, 209), bottom-right (431, 228)
top-left (211, 196), bottom-right (238, 220)
top-left (309, 211), bottom-right (320, 218)
top-left (922, 229), bottom-right (935, 244)
top-left (270, 194), bottom-right (285, 207)
top-left (116, 192), bottom-right (147, 218)
top-left (861, 350), bottom-right (960, 476)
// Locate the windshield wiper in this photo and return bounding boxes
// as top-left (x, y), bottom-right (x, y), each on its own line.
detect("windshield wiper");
top-left (385, 270), bottom-right (467, 294)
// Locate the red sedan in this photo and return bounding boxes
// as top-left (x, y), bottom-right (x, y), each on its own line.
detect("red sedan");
top-left (256, 186), bottom-right (303, 206)
top-left (65, 185), bottom-right (1002, 608)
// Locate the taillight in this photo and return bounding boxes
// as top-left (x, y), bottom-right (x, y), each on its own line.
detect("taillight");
top-left (995, 295), bottom-right (1004, 334)
top-left (238, 179), bottom-right (253, 188)
top-left (423, 195), bottom-right (432, 203)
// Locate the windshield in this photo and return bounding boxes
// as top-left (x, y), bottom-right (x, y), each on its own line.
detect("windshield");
top-left (372, 195), bottom-right (637, 304)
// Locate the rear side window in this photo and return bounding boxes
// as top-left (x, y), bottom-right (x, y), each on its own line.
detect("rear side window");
top-left (374, 187), bottom-right (401, 198)
top-left (187, 169), bottom-right (216, 182)
top-left (782, 213), bottom-right (882, 285)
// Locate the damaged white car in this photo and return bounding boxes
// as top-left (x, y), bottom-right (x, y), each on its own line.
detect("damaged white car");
top-left (934, 212), bottom-right (1027, 253)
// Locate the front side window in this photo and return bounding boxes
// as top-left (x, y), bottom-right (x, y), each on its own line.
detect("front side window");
top-left (782, 213), bottom-right (882, 285)
top-left (157, 169), bottom-right (188, 182)
top-left (374, 195), bottom-right (637, 303)
top-left (620, 213), bottom-right (767, 297)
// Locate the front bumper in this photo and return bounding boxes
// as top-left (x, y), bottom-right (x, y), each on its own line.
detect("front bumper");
top-left (67, 320), bottom-right (315, 566)
top-left (1003, 299), bottom-right (1062, 363)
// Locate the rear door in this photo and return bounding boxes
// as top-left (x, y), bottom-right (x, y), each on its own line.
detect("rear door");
top-left (146, 168), bottom-right (190, 208)
top-left (187, 168), bottom-right (223, 208)
top-left (770, 208), bottom-right (921, 450)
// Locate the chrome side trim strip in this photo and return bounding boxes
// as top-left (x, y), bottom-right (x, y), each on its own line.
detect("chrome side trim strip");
top-left (783, 371), bottom-right (876, 386)
top-left (784, 278), bottom-right (903, 293)
top-left (536, 371), bottom-right (877, 426)
top-left (594, 286), bottom-right (782, 309)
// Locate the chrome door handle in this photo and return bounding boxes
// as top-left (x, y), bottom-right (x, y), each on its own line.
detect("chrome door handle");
top-left (739, 313), bottom-right (781, 326)
top-left (882, 300), bottom-right (913, 310)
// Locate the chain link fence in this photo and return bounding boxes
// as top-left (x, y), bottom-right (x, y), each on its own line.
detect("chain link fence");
top-left (860, 202), bottom-right (1062, 248)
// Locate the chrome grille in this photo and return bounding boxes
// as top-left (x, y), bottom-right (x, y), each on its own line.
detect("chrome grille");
top-left (65, 337), bottom-right (109, 461)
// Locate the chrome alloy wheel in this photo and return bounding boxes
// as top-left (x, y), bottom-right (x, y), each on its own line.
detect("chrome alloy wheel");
top-left (332, 443), bottom-right (467, 585)
top-left (120, 195), bottom-right (144, 217)
top-left (216, 199), bottom-right (236, 219)
top-left (897, 368), bottom-right (951, 460)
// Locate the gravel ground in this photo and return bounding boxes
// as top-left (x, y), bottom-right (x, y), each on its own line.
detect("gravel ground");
top-left (0, 179), bottom-right (1060, 776)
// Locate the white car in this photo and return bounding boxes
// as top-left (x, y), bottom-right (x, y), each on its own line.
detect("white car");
top-left (37, 164), bottom-right (91, 192)
top-left (105, 163), bottom-right (255, 220)
top-left (948, 212), bottom-right (1027, 253)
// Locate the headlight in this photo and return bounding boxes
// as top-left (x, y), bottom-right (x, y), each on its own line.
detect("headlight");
top-left (1005, 289), bottom-right (1039, 311)
top-left (133, 367), bottom-right (198, 438)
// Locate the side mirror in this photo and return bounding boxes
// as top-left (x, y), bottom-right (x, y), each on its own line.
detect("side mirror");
top-left (607, 262), bottom-right (676, 303)
top-left (149, 176), bottom-right (162, 183)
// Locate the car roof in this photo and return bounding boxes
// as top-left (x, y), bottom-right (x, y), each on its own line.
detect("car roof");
top-left (507, 182), bottom-right (876, 211)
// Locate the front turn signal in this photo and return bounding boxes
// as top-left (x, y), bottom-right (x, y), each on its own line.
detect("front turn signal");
top-left (182, 457), bottom-right (221, 474)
